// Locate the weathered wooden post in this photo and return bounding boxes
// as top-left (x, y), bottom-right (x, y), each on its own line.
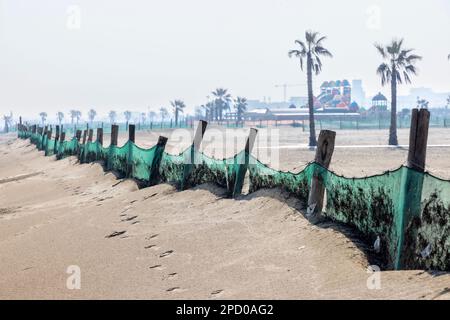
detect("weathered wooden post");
top-left (54, 125), bottom-right (60, 156)
top-left (306, 130), bottom-right (336, 224)
top-left (107, 124), bottom-right (119, 171)
top-left (97, 128), bottom-right (103, 145)
top-left (149, 136), bottom-right (169, 185)
top-left (395, 108), bottom-right (430, 270)
top-left (232, 128), bottom-right (258, 198)
top-left (44, 127), bottom-right (52, 156)
top-left (32, 125), bottom-right (37, 134)
top-left (181, 120), bottom-right (208, 190)
top-left (75, 130), bottom-right (82, 142)
top-left (126, 124), bottom-right (136, 177)
top-left (82, 130), bottom-right (87, 145)
top-left (111, 124), bottom-right (119, 146)
top-left (88, 129), bottom-right (93, 142)
top-left (128, 124), bottom-right (135, 143)
top-left (56, 131), bottom-right (66, 159)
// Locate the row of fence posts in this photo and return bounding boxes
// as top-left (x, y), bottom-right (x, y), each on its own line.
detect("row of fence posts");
top-left (19, 119), bottom-right (259, 198)
top-left (306, 108), bottom-right (430, 270)
top-left (17, 109), bottom-right (430, 269)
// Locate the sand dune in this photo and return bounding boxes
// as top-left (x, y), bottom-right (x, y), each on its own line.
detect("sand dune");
top-left (0, 133), bottom-right (449, 299)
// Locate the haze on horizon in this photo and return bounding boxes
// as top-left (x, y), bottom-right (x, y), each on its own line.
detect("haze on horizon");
top-left (1, 0), bottom-right (450, 121)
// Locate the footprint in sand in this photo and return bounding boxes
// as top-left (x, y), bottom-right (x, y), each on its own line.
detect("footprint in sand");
top-left (122, 215), bottom-right (138, 222)
top-left (105, 230), bottom-right (126, 238)
top-left (166, 287), bottom-right (182, 292)
top-left (159, 250), bottom-right (174, 258)
top-left (145, 244), bottom-right (160, 251)
top-left (149, 264), bottom-right (165, 270)
top-left (167, 273), bottom-right (178, 280)
top-left (146, 234), bottom-right (159, 240)
top-left (211, 290), bottom-right (224, 296)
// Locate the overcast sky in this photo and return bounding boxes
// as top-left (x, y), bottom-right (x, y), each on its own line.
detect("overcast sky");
top-left (1, 0), bottom-right (450, 121)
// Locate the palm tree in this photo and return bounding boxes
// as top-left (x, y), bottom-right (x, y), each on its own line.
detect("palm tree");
top-left (212, 88), bottom-right (232, 121)
top-left (171, 100), bottom-right (186, 126)
top-left (69, 110), bottom-right (81, 125)
top-left (3, 112), bottom-right (13, 133)
top-left (56, 111), bottom-right (64, 125)
top-left (446, 95), bottom-right (450, 110)
top-left (124, 111), bottom-right (132, 129)
top-left (234, 97), bottom-right (248, 124)
top-left (148, 111), bottom-right (156, 123)
top-left (289, 31), bottom-right (333, 147)
top-left (140, 112), bottom-right (146, 127)
top-left (108, 110), bottom-right (117, 124)
top-left (39, 112), bottom-right (48, 125)
top-left (375, 39), bottom-right (422, 145)
top-left (88, 109), bottom-right (97, 125)
top-left (159, 107), bottom-right (169, 123)
top-left (416, 97), bottom-right (429, 109)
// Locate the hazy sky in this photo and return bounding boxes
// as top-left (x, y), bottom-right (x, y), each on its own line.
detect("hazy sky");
top-left (1, 0), bottom-right (450, 121)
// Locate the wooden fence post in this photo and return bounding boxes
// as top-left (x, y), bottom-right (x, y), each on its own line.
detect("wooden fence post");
top-left (111, 124), bottom-right (119, 146)
top-left (76, 130), bottom-right (82, 142)
top-left (307, 130), bottom-right (336, 224)
top-left (395, 108), bottom-right (430, 270)
top-left (149, 136), bottom-right (168, 185)
top-left (181, 120), bottom-right (208, 190)
top-left (44, 128), bottom-right (52, 156)
top-left (82, 130), bottom-right (87, 145)
top-left (128, 124), bottom-right (135, 143)
top-left (97, 128), bottom-right (103, 145)
top-left (54, 125), bottom-right (60, 156)
top-left (126, 124), bottom-right (136, 177)
top-left (88, 129), bottom-right (93, 142)
top-left (232, 128), bottom-right (258, 197)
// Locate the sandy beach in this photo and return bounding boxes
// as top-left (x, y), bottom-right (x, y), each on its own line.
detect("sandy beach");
top-left (0, 128), bottom-right (449, 299)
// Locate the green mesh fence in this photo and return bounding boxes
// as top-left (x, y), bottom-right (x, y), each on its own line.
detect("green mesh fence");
top-left (17, 129), bottom-right (449, 271)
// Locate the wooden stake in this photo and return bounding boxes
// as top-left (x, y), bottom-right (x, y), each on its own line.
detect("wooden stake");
top-left (232, 128), bottom-right (258, 197)
top-left (82, 130), bottom-right (87, 145)
top-left (181, 120), bottom-right (208, 190)
top-left (111, 124), bottom-right (119, 146)
top-left (97, 128), bottom-right (103, 145)
top-left (88, 129), bottom-right (93, 142)
top-left (407, 108), bottom-right (430, 172)
top-left (149, 136), bottom-right (168, 185)
top-left (128, 124), bottom-right (135, 143)
top-left (307, 130), bottom-right (336, 224)
top-left (396, 108), bottom-right (430, 270)
top-left (76, 130), bottom-right (82, 142)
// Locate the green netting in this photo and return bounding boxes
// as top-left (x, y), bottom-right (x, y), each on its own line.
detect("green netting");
top-left (17, 129), bottom-right (449, 271)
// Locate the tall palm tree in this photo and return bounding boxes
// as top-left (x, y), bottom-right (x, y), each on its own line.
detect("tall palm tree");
top-left (108, 110), bottom-right (117, 124)
top-left (212, 88), bottom-right (232, 121)
top-left (234, 97), bottom-right (248, 123)
top-left (445, 95), bottom-right (450, 110)
top-left (140, 112), bottom-right (146, 127)
top-left (148, 111), bottom-right (156, 123)
top-left (56, 111), bottom-right (64, 125)
top-left (416, 97), bottom-right (429, 109)
top-left (124, 111), bottom-right (132, 128)
top-left (3, 112), bottom-right (13, 133)
top-left (159, 107), bottom-right (169, 123)
top-left (88, 109), bottom-right (97, 125)
top-left (289, 31), bottom-right (333, 147)
top-left (375, 39), bottom-right (422, 145)
top-left (69, 110), bottom-right (81, 125)
top-left (171, 100), bottom-right (186, 126)
top-left (39, 112), bottom-right (48, 125)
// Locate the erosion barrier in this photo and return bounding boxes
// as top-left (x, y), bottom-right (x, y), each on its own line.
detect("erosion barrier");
top-left (16, 113), bottom-right (449, 272)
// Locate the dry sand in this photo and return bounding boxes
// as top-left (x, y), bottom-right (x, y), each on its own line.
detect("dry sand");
top-left (0, 128), bottom-right (449, 299)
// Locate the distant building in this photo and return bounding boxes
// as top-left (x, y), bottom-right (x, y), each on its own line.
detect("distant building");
top-left (351, 80), bottom-right (366, 107)
top-left (369, 92), bottom-right (388, 113)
